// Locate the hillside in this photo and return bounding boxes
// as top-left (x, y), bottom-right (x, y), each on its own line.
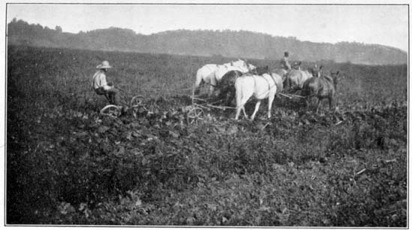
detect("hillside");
top-left (7, 19), bottom-right (407, 65)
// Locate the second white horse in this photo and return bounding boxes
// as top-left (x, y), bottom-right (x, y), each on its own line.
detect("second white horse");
top-left (235, 73), bottom-right (282, 120)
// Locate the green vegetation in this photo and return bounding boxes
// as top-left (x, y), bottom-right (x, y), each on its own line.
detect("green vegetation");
top-left (7, 45), bottom-right (407, 226)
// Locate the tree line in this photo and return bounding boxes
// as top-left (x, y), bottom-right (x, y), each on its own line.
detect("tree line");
top-left (7, 19), bottom-right (407, 65)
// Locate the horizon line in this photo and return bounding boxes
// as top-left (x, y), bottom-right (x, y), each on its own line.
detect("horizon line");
top-left (8, 17), bottom-right (409, 53)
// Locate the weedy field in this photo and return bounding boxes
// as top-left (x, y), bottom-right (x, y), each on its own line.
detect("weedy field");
top-left (7, 45), bottom-right (408, 226)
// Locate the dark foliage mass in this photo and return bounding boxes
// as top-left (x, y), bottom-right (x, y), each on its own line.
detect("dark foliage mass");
top-left (7, 19), bottom-right (407, 65)
top-left (7, 45), bottom-right (407, 226)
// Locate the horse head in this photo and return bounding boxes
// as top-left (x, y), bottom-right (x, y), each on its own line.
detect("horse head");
top-left (247, 62), bottom-right (256, 71)
top-left (222, 62), bottom-right (232, 69)
top-left (231, 59), bottom-right (254, 73)
top-left (311, 65), bottom-right (323, 77)
top-left (231, 59), bottom-right (245, 67)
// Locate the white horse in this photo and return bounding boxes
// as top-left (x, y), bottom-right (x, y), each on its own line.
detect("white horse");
top-left (235, 73), bottom-right (282, 120)
top-left (214, 60), bottom-right (255, 82)
top-left (193, 64), bottom-right (220, 95)
top-left (273, 68), bottom-right (288, 80)
top-left (284, 69), bottom-right (314, 93)
top-left (194, 59), bottom-right (255, 96)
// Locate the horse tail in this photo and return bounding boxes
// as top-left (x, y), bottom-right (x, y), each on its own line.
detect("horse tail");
top-left (235, 77), bottom-right (242, 108)
top-left (234, 77), bottom-right (245, 119)
top-left (236, 77), bottom-right (250, 107)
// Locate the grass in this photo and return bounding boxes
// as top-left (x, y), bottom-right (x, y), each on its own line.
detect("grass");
top-left (6, 45), bottom-right (408, 226)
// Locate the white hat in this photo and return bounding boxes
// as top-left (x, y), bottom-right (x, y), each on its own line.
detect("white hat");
top-left (96, 60), bottom-right (112, 69)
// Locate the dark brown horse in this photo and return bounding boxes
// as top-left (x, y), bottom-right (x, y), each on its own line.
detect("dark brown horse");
top-left (216, 70), bottom-right (243, 106)
top-left (301, 71), bottom-right (340, 112)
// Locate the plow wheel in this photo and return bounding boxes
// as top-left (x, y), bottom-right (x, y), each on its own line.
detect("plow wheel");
top-left (100, 105), bottom-right (122, 118)
top-left (186, 106), bottom-right (204, 125)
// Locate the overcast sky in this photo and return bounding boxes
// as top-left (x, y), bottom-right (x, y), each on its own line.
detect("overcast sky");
top-left (6, 3), bottom-right (409, 52)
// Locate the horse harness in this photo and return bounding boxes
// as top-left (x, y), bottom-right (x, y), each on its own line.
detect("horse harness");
top-left (240, 73), bottom-right (277, 101)
top-left (261, 73), bottom-right (276, 91)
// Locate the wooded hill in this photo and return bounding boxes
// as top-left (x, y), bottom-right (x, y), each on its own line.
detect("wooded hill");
top-left (7, 19), bottom-right (407, 65)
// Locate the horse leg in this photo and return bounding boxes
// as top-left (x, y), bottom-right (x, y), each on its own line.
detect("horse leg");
top-left (235, 95), bottom-right (246, 120)
top-left (237, 97), bottom-right (250, 120)
top-left (235, 84), bottom-right (242, 120)
top-left (328, 96), bottom-right (334, 111)
top-left (225, 93), bottom-right (232, 106)
top-left (315, 98), bottom-right (321, 113)
top-left (235, 82), bottom-right (249, 119)
top-left (222, 87), bottom-right (233, 106)
top-left (104, 93), bottom-right (111, 103)
top-left (240, 96), bottom-right (250, 119)
top-left (235, 106), bottom-right (242, 120)
top-left (194, 74), bottom-right (203, 95)
top-left (227, 88), bottom-right (236, 106)
top-left (193, 82), bottom-right (200, 95)
top-left (267, 93), bottom-right (275, 119)
top-left (305, 96), bottom-right (311, 109)
top-left (250, 100), bottom-right (261, 121)
top-left (208, 76), bottom-right (218, 97)
top-left (235, 103), bottom-right (249, 120)
top-left (242, 106), bottom-right (248, 119)
top-left (225, 92), bottom-right (230, 106)
top-left (242, 105), bottom-right (249, 119)
top-left (284, 77), bottom-right (290, 91)
top-left (211, 86), bottom-right (216, 97)
top-left (194, 86), bottom-right (200, 95)
top-left (306, 95), bottom-right (315, 110)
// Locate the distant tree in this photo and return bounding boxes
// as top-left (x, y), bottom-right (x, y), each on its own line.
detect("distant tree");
top-left (55, 26), bottom-right (62, 33)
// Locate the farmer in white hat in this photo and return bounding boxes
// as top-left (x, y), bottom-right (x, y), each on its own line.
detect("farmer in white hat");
top-left (92, 60), bottom-right (120, 105)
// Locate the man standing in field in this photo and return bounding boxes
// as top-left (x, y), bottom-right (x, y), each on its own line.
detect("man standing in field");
top-left (92, 60), bottom-right (120, 105)
top-left (280, 51), bottom-right (291, 71)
